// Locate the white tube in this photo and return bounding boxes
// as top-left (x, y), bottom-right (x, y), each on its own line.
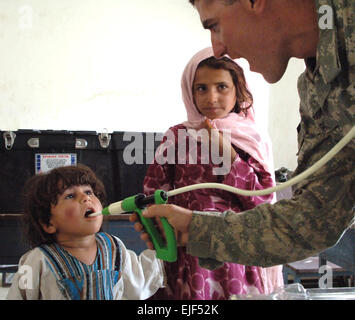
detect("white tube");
top-left (89, 200), bottom-right (125, 216)
top-left (88, 126), bottom-right (354, 216)
top-left (167, 126), bottom-right (355, 198)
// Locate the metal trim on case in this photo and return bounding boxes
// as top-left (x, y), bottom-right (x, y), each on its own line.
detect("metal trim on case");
top-left (75, 138), bottom-right (88, 149)
top-left (3, 131), bottom-right (16, 150)
top-left (98, 131), bottom-right (111, 149)
top-left (27, 137), bottom-right (39, 148)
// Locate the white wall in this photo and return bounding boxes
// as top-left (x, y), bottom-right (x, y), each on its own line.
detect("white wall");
top-left (0, 0), bottom-right (207, 132)
top-left (268, 59), bottom-right (304, 170)
top-left (0, 0), bottom-right (301, 170)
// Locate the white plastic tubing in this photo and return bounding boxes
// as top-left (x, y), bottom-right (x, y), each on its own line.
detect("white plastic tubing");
top-left (167, 126), bottom-right (355, 198)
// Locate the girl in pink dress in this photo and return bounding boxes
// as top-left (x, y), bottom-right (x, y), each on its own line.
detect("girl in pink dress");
top-left (144, 48), bottom-right (283, 300)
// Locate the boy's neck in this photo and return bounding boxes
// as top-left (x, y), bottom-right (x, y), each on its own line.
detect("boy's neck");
top-left (57, 234), bottom-right (98, 265)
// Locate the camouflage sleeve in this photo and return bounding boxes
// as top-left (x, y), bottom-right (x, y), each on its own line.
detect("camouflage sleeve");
top-left (186, 144), bottom-right (354, 268)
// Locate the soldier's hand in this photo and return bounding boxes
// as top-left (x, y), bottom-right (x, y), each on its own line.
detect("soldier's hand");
top-left (129, 212), bottom-right (155, 250)
top-left (129, 204), bottom-right (193, 248)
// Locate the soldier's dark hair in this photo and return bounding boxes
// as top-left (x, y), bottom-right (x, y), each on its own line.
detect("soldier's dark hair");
top-left (22, 164), bottom-right (106, 247)
top-left (194, 56), bottom-right (253, 116)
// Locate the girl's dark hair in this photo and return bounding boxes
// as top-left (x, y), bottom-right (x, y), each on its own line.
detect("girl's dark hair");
top-left (196, 56), bottom-right (253, 116)
top-left (23, 164), bottom-right (106, 248)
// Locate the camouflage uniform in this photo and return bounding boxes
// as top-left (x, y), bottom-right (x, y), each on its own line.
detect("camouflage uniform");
top-left (187, 0), bottom-right (355, 268)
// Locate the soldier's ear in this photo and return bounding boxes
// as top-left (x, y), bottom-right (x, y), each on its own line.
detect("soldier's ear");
top-left (246, 0), bottom-right (266, 14)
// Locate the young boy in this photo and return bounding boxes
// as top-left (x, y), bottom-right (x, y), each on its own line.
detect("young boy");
top-left (7, 164), bottom-right (165, 300)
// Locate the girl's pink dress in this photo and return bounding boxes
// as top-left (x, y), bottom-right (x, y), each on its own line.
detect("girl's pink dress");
top-left (144, 124), bottom-right (276, 300)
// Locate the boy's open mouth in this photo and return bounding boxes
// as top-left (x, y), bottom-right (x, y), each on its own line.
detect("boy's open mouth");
top-left (85, 209), bottom-right (94, 218)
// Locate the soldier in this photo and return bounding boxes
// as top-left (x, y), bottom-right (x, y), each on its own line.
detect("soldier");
top-left (132, 0), bottom-right (354, 269)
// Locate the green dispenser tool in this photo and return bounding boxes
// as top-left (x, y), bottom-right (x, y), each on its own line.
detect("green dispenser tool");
top-left (99, 190), bottom-right (177, 262)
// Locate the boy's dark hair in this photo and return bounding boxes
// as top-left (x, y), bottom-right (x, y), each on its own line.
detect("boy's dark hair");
top-left (23, 164), bottom-right (106, 248)
top-left (195, 56), bottom-right (253, 116)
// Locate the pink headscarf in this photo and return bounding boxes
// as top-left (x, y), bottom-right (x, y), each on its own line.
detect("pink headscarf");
top-left (181, 47), bottom-right (275, 176)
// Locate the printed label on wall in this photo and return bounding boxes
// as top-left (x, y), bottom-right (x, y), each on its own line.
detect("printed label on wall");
top-left (35, 154), bottom-right (77, 174)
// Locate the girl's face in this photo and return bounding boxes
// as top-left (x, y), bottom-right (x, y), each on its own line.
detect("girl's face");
top-left (193, 65), bottom-right (237, 120)
top-left (47, 184), bottom-right (103, 242)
